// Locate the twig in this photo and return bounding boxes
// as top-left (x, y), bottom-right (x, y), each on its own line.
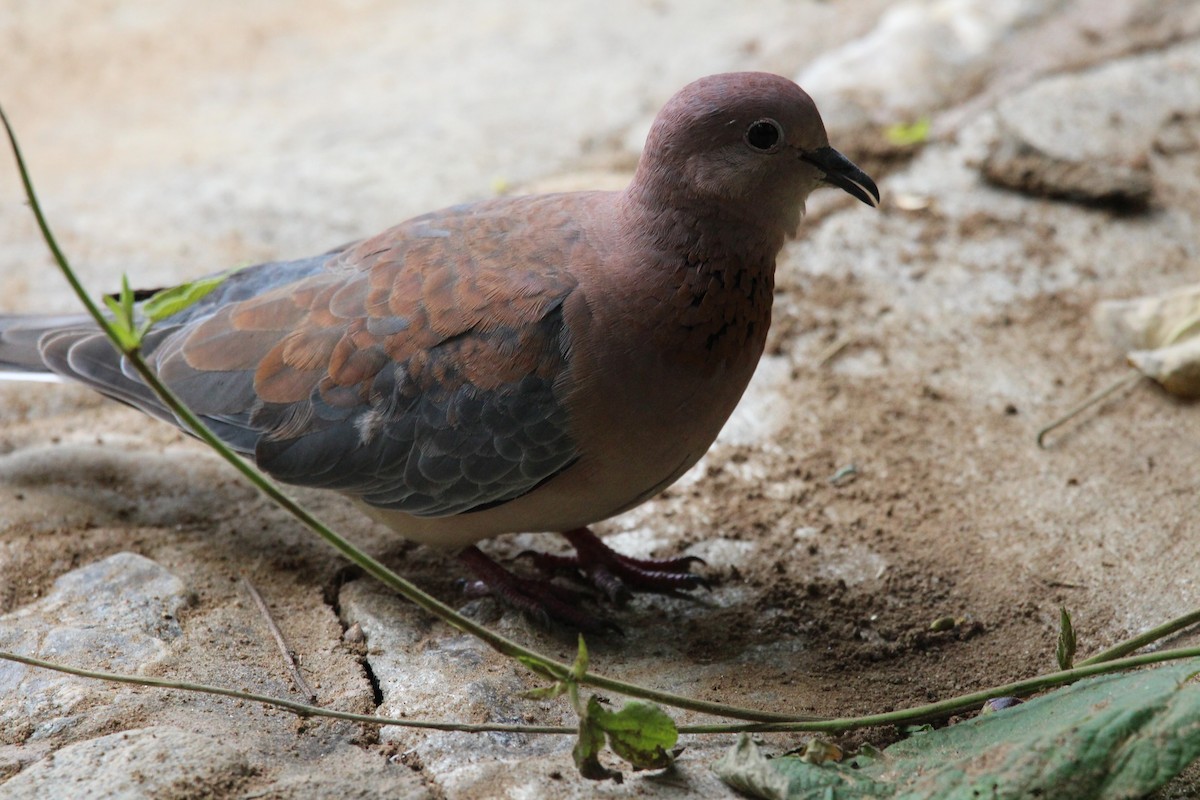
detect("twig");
top-left (4, 644), bottom-right (1200, 736)
top-left (242, 576), bottom-right (317, 702)
top-left (0, 650), bottom-right (571, 734)
top-left (1036, 369), bottom-right (1143, 448)
top-left (815, 333), bottom-right (856, 368)
top-left (674, 645), bottom-right (1200, 733)
top-left (1078, 607), bottom-right (1200, 667)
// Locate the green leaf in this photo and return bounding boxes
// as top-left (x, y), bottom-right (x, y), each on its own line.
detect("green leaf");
top-left (521, 683), bottom-right (568, 701)
top-left (1057, 606), bottom-right (1077, 671)
top-left (570, 634), bottom-right (589, 681)
top-left (519, 637), bottom-right (588, 700)
top-left (573, 697), bottom-right (623, 783)
top-left (884, 117), bottom-right (931, 147)
top-left (514, 653), bottom-right (561, 683)
top-left (140, 272), bottom-right (229, 324)
top-left (715, 735), bottom-right (886, 800)
top-left (592, 698), bottom-right (678, 771)
top-left (101, 293), bottom-right (125, 324)
top-left (101, 291), bottom-right (139, 351)
top-left (714, 659), bottom-right (1200, 799)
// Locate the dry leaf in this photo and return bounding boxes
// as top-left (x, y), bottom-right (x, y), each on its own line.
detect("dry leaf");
top-left (1093, 283), bottom-right (1200, 397)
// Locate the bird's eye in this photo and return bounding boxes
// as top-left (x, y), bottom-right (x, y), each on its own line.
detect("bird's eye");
top-left (745, 119), bottom-right (783, 153)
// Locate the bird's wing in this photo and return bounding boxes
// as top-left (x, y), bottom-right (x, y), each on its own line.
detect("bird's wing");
top-left (41, 200), bottom-right (585, 517)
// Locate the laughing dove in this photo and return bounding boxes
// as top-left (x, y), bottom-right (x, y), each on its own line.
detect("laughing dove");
top-left (0, 73), bottom-right (879, 629)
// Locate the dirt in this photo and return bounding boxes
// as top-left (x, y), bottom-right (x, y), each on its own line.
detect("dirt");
top-left (1, 1), bottom-right (1199, 796)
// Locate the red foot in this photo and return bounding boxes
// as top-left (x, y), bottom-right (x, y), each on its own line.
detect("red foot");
top-left (522, 527), bottom-right (709, 605)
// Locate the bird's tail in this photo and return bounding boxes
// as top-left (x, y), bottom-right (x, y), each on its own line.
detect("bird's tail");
top-left (0, 314), bottom-right (93, 382)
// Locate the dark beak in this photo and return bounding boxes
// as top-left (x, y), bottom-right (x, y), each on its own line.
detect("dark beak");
top-left (801, 146), bottom-right (880, 207)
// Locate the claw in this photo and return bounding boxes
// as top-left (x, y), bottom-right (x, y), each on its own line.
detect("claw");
top-left (556, 527), bottom-right (711, 597)
top-left (459, 530), bottom-right (707, 630)
top-left (457, 546), bottom-right (621, 634)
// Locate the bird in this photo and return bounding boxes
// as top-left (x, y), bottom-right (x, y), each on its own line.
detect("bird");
top-left (0, 72), bottom-right (879, 630)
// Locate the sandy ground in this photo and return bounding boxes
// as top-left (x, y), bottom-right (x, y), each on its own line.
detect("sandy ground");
top-left (1, 1), bottom-right (1199, 797)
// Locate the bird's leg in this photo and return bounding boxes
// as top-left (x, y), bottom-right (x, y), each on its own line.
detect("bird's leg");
top-left (456, 545), bottom-right (617, 634)
top-left (523, 527), bottom-right (709, 605)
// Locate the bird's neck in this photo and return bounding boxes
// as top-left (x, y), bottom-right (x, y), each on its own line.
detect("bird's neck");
top-left (615, 184), bottom-right (780, 369)
top-left (619, 180), bottom-right (789, 266)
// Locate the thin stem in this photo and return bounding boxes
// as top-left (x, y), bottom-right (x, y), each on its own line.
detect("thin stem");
top-left (0, 651), bottom-right (573, 734)
top-left (0, 102), bottom-right (816, 725)
top-left (0, 108), bottom-right (124, 345)
top-left (1078, 607), bottom-right (1200, 667)
top-left (675, 645), bottom-right (1200, 733)
top-left (6, 645), bottom-right (1199, 737)
top-left (1036, 369), bottom-right (1143, 448)
top-left (242, 576), bottom-right (317, 702)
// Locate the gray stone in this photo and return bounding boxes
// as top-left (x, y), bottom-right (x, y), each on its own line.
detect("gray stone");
top-left (338, 579), bottom-right (567, 771)
top-left (0, 726), bottom-right (251, 799)
top-left (982, 40), bottom-right (1200, 205)
top-left (797, 0), bottom-right (1058, 129)
top-left (337, 579), bottom-right (743, 797)
top-left (254, 753), bottom-right (430, 800)
top-left (0, 553), bottom-right (188, 743)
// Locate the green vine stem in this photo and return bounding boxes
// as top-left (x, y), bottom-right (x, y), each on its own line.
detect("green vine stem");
top-left (0, 650), bottom-right (574, 734)
top-left (4, 645), bottom-right (1199, 737)
top-left (1078, 608), bottom-right (1200, 667)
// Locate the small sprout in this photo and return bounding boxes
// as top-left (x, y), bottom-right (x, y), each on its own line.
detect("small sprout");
top-left (549, 636), bottom-right (679, 782)
top-left (829, 464), bottom-right (859, 486)
top-left (569, 633), bottom-right (589, 682)
top-left (929, 616), bottom-right (958, 632)
top-left (885, 117), bottom-right (931, 147)
top-left (1057, 606), bottom-right (1077, 671)
top-left (520, 635), bottom-right (587, 700)
top-left (101, 275), bottom-right (140, 351)
top-left (100, 272), bottom-right (232, 353)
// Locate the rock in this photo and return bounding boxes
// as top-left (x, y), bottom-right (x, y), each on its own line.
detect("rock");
top-left (980, 39), bottom-right (1200, 206)
top-left (0, 726), bottom-right (251, 799)
top-left (797, 0), bottom-right (1057, 130)
top-left (254, 753), bottom-right (431, 800)
top-left (337, 579), bottom-right (562, 773)
top-left (0, 553), bottom-right (189, 743)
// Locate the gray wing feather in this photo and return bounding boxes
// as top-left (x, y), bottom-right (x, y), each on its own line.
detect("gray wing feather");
top-left (252, 304), bottom-right (579, 517)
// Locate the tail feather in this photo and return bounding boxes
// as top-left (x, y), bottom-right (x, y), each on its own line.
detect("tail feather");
top-left (0, 313), bottom-right (93, 373)
top-left (0, 313), bottom-right (260, 455)
top-left (0, 254), bottom-right (341, 453)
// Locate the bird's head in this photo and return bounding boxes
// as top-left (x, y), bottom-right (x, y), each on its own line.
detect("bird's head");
top-left (633, 72), bottom-right (879, 236)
